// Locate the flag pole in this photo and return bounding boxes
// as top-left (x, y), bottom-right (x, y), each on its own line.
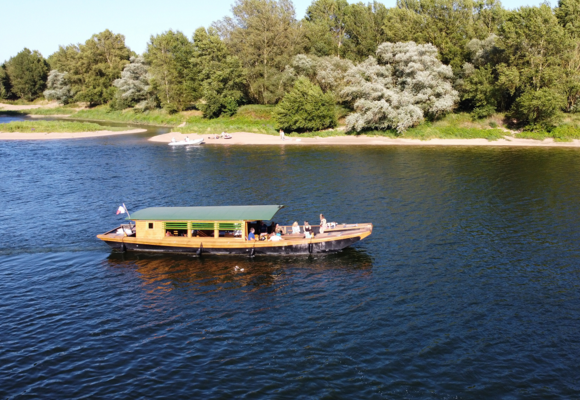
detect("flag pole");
top-left (123, 203), bottom-right (133, 229)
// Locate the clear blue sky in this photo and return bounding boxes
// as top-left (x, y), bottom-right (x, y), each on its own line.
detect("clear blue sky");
top-left (1, 0), bottom-right (544, 63)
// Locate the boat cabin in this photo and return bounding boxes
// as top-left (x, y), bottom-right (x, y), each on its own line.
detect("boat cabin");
top-left (128, 205), bottom-right (285, 240)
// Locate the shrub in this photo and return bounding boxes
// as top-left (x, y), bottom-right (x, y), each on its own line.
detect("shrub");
top-left (273, 77), bottom-right (337, 132)
top-left (44, 70), bottom-right (73, 104)
top-left (511, 88), bottom-right (564, 129)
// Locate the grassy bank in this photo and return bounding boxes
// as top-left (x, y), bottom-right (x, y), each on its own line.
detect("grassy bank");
top-left (71, 107), bottom-right (187, 126)
top-left (177, 105), bottom-right (277, 135)
top-left (17, 107), bottom-right (77, 115)
top-left (0, 120), bottom-right (125, 133)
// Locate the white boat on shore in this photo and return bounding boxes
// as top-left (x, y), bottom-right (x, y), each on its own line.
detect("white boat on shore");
top-left (168, 137), bottom-right (204, 146)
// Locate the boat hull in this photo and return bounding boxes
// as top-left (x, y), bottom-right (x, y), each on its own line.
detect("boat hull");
top-left (100, 235), bottom-right (364, 255)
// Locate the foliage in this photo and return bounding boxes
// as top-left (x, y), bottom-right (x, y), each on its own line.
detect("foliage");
top-left (285, 54), bottom-right (353, 98)
top-left (0, 120), bottom-right (125, 133)
top-left (0, 64), bottom-right (10, 99)
top-left (511, 88), bottom-right (565, 129)
top-left (193, 27), bottom-right (245, 118)
top-left (273, 76), bottom-right (337, 131)
top-left (214, 0), bottom-right (304, 104)
top-left (112, 56), bottom-right (151, 109)
top-left (176, 105), bottom-right (277, 134)
top-left (145, 30), bottom-right (199, 111)
top-left (342, 41), bottom-right (459, 133)
top-left (5, 48), bottom-right (49, 101)
top-left (43, 70), bottom-right (73, 104)
top-left (48, 30), bottom-right (131, 106)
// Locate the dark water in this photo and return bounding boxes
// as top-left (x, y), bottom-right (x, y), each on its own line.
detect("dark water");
top-left (1, 130), bottom-right (580, 398)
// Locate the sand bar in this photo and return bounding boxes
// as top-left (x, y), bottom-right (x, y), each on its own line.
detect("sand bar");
top-left (150, 131), bottom-right (580, 147)
top-left (0, 129), bottom-right (147, 140)
top-left (0, 102), bottom-right (62, 111)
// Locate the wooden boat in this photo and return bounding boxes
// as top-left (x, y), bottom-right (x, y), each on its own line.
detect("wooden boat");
top-left (97, 205), bottom-right (372, 256)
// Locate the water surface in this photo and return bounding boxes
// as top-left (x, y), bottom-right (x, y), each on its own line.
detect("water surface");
top-left (1, 132), bottom-right (580, 398)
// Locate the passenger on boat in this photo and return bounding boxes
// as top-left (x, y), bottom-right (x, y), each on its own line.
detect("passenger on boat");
top-left (269, 233), bottom-right (283, 241)
top-left (319, 214), bottom-right (327, 234)
top-left (166, 231), bottom-right (173, 236)
top-left (259, 221), bottom-right (268, 237)
top-left (292, 221), bottom-right (300, 234)
top-left (274, 223), bottom-right (284, 235)
top-left (304, 221), bottom-right (312, 233)
top-left (248, 228), bottom-right (256, 241)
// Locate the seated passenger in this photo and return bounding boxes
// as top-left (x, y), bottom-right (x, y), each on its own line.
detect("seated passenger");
top-left (248, 228), bottom-right (256, 241)
top-left (166, 231), bottom-right (173, 236)
top-left (259, 221), bottom-right (268, 237)
top-left (269, 233), bottom-right (283, 241)
top-left (303, 221), bottom-right (312, 233)
top-left (304, 231), bottom-right (312, 239)
top-left (292, 221), bottom-right (300, 234)
top-left (274, 223), bottom-right (284, 235)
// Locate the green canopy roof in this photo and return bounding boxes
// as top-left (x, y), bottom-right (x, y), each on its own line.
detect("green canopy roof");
top-left (128, 205), bottom-right (284, 221)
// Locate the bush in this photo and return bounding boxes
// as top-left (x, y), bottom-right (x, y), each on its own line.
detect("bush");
top-left (273, 77), bottom-right (337, 132)
top-left (511, 88), bottom-right (564, 129)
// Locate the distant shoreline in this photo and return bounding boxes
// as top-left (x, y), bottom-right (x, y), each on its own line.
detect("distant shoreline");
top-left (149, 132), bottom-right (580, 148)
top-left (0, 129), bottom-right (147, 140)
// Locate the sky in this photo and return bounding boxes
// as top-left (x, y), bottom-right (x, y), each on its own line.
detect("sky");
top-left (1, 0), bottom-right (545, 63)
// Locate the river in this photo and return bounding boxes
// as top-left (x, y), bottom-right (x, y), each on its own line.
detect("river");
top-left (1, 119), bottom-right (579, 398)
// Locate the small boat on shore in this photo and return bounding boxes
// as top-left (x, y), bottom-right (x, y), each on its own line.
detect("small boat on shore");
top-left (168, 137), bottom-right (204, 146)
top-left (97, 205), bottom-right (372, 256)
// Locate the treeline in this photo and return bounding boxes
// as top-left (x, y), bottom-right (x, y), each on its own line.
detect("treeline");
top-left (2, 0), bottom-right (580, 132)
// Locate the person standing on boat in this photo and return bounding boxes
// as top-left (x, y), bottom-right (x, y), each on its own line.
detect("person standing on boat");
top-left (279, 129), bottom-right (285, 141)
top-left (319, 214), bottom-right (327, 234)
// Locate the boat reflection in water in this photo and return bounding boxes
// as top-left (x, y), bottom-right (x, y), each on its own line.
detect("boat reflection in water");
top-left (104, 248), bottom-right (375, 295)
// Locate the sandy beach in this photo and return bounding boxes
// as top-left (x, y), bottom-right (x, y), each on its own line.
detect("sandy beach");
top-left (0, 102), bottom-right (62, 111)
top-left (0, 129), bottom-right (147, 140)
top-left (150, 131), bottom-right (580, 147)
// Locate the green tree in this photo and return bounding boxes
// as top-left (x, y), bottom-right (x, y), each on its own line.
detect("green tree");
top-left (193, 27), bottom-right (245, 118)
top-left (48, 30), bottom-right (131, 106)
top-left (0, 64), bottom-right (10, 99)
top-left (5, 48), bottom-right (49, 101)
top-left (146, 30), bottom-right (199, 111)
top-left (343, 1), bottom-right (389, 61)
top-left (556, 0), bottom-right (580, 38)
top-left (214, 0), bottom-right (304, 104)
top-left (499, 5), bottom-right (570, 124)
top-left (274, 76), bottom-right (337, 131)
top-left (383, 0), bottom-right (504, 72)
top-left (304, 0), bottom-right (350, 58)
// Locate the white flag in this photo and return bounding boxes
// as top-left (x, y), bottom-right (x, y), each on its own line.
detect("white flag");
top-left (116, 205), bottom-right (126, 215)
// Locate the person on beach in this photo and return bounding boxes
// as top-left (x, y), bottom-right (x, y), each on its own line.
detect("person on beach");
top-left (292, 221), bottom-right (300, 234)
top-left (248, 227), bottom-right (256, 241)
top-left (280, 129), bottom-right (285, 141)
top-left (319, 214), bottom-right (327, 234)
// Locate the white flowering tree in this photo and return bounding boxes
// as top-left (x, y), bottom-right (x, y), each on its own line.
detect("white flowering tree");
top-left (112, 56), bottom-right (151, 109)
top-left (43, 70), bottom-right (73, 104)
top-left (284, 54), bottom-right (354, 97)
top-left (342, 42), bottom-right (459, 133)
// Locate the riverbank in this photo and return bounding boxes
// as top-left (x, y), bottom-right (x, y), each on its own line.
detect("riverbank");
top-left (0, 120), bottom-right (147, 140)
top-left (0, 129), bottom-right (147, 140)
top-left (150, 131), bottom-right (580, 147)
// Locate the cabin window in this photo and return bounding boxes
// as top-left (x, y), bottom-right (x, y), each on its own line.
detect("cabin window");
top-left (217, 222), bottom-right (243, 238)
top-left (190, 222), bottom-right (215, 238)
top-left (164, 222), bottom-right (188, 237)
top-left (148, 223), bottom-right (154, 229)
